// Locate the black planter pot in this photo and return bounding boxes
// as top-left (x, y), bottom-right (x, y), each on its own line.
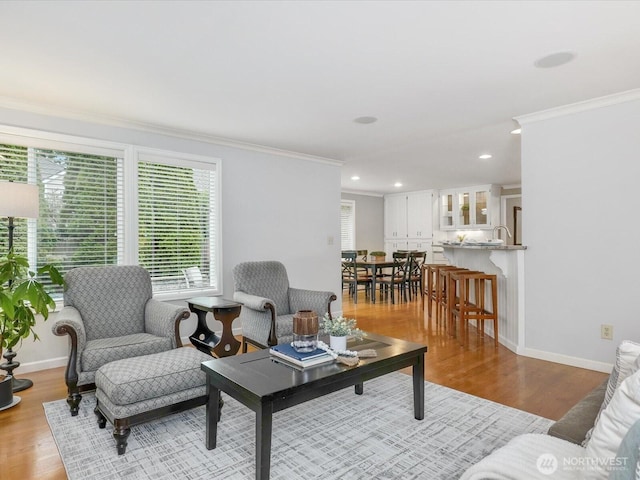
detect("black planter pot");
top-left (0, 375), bottom-right (15, 409)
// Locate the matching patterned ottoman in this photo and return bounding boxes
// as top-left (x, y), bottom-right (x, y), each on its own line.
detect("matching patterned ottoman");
top-left (94, 347), bottom-right (212, 454)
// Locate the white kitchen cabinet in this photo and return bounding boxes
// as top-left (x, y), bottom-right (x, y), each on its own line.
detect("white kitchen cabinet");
top-left (384, 190), bottom-right (435, 260)
top-left (384, 240), bottom-right (434, 263)
top-left (407, 191), bottom-right (433, 238)
top-left (385, 191), bottom-right (434, 240)
top-left (439, 185), bottom-right (499, 230)
top-left (384, 194), bottom-right (407, 238)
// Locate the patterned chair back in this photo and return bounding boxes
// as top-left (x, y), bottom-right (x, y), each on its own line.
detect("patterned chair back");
top-left (63, 266), bottom-right (152, 340)
top-left (232, 261), bottom-right (291, 315)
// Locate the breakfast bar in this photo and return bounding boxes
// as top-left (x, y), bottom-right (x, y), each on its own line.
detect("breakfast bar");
top-left (440, 243), bottom-right (527, 353)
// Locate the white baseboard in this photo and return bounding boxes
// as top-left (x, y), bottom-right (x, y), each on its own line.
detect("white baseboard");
top-left (13, 356), bottom-right (68, 374)
top-left (518, 347), bottom-right (612, 373)
top-left (498, 335), bottom-right (518, 354)
top-left (15, 328), bottom-right (246, 375)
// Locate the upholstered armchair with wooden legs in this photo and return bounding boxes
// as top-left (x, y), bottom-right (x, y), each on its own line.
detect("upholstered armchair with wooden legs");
top-left (52, 266), bottom-right (190, 416)
top-left (232, 261), bottom-right (337, 351)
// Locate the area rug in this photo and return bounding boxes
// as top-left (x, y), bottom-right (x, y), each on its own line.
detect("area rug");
top-left (44, 372), bottom-right (552, 479)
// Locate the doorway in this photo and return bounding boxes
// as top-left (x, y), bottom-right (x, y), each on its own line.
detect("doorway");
top-left (501, 194), bottom-right (522, 246)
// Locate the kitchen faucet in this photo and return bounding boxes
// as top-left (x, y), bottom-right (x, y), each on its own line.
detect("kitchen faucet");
top-left (493, 225), bottom-right (512, 240)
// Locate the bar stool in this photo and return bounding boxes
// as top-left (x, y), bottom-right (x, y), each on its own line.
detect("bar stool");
top-left (422, 264), bottom-right (452, 321)
top-left (436, 266), bottom-right (470, 331)
top-left (422, 264), bottom-right (434, 314)
top-left (449, 271), bottom-right (498, 347)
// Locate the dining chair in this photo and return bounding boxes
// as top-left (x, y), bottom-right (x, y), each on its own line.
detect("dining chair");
top-left (341, 251), bottom-right (372, 303)
top-left (378, 251), bottom-right (410, 304)
top-left (355, 249), bottom-right (370, 280)
top-left (407, 251), bottom-right (426, 300)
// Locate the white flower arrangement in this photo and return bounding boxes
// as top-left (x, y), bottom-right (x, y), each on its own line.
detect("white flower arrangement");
top-left (321, 313), bottom-right (363, 339)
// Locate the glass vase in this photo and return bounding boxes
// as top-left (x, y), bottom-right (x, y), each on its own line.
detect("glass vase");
top-left (292, 310), bottom-right (319, 353)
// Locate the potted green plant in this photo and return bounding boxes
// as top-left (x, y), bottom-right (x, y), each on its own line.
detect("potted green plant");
top-left (321, 313), bottom-right (363, 351)
top-left (0, 251), bottom-right (64, 407)
top-left (460, 204), bottom-right (470, 224)
top-left (370, 251), bottom-right (386, 261)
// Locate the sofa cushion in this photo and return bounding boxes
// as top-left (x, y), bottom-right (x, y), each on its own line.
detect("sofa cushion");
top-left (582, 368), bottom-right (640, 480)
top-left (548, 379), bottom-right (607, 445)
top-left (82, 333), bottom-right (172, 372)
top-left (603, 340), bottom-right (640, 412)
top-left (583, 340), bottom-right (640, 446)
top-left (609, 418), bottom-right (640, 480)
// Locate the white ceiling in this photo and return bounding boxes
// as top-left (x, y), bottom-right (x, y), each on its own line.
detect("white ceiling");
top-left (1, 1), bottom-right (639, 194)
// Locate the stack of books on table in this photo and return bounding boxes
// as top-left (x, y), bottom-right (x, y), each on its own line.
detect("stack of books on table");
top-left (269, 344), bottom-right (334, 368)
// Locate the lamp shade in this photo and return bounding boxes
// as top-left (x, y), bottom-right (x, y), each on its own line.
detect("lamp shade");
top-left (0, 181), bottom-right (40, 219)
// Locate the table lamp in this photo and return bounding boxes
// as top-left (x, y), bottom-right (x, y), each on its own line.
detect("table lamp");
top-left (0, 180), bottom-right (40, 392)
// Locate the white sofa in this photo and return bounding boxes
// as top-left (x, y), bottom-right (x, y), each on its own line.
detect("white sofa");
top-left (460, 340), bottom-right (640, 480)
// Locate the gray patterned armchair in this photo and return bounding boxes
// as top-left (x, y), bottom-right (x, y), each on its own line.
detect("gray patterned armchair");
top-left (232, 261), bottom-right (337, 351)
top-left (52, 266), bottom-right (190, 416)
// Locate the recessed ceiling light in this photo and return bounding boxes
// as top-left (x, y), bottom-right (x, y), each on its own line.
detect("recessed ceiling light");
top-left (354, 116), bottom-right (378, 124)
top-left (351, 175), bottom-right (360, 181)
top-left (510, 128), bottom-right (521, 135)
top-left (478, 154), bottom-right (492, 160)
top-left (534, 51), bottom-right (576, 69)
top-left (394, 182), bottom-right (403, 187)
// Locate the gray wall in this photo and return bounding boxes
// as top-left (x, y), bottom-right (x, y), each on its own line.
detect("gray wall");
top-left (519, 91), bottom-right (640, 370)
top-left (0, 106), bottom-right (343, 371)
top-left (341, 192), bottom-right (384, 253)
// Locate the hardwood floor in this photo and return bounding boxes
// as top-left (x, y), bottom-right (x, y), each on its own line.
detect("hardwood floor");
top-left (0, 291), bottom-right (608, 479)
top-left (342, 289), bottom-right (608, 420)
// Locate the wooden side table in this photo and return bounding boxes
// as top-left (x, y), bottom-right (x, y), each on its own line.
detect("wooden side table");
top-left (187, 297), bottom-right (242, 358)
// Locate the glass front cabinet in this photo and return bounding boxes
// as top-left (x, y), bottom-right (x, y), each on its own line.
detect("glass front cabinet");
top-left (439, 185), bottom-right (498, 230)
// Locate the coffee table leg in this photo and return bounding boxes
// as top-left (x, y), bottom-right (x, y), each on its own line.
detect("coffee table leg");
top-left (354, 383), bottom-right (363, 395)
top-left (256, 402), bottom-right (273, 480)
top-left (206, 380), bottom-right (219, 449)
top-left (413, 354), bottom-right (425, 420)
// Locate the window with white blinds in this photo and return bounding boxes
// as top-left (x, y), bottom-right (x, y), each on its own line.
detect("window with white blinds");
top-left (0, 142), bottom-right (122, 295)
top-left (0, 130), bottom-right (220, 298)
top-left (136, 150), bottom-right (217, 293)
top-left (340, 200), bottom-right (355, 250)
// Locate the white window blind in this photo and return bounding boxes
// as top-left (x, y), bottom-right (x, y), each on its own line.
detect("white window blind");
top-left (0, 130), bottom-right (221, 298)
top-left (137, 156), bottom-right (217, 292)
top-left (0, 142), bottom-right (122, 295)
top-left (340, 200), bottom-right (355, 250)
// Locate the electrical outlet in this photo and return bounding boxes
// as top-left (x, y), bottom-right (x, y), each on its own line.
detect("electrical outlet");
top-left (601, 324), bottom-right (614, 340)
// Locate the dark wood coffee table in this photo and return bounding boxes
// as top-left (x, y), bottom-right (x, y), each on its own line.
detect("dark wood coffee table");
top-left (201, 332), bottom-right (427, 480)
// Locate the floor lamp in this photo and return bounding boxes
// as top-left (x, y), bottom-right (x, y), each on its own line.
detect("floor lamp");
top-left (0, 181), bottom-right (40, 392)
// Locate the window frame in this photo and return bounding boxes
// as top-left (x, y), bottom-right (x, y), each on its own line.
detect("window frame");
top-left (0, 125), bottom-right (222, 300)
top-left (340, 199), bottom-right (356, 251)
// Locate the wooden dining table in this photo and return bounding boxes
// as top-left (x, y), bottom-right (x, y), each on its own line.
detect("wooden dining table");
top-left (351, 258), bottom-right (397, 303)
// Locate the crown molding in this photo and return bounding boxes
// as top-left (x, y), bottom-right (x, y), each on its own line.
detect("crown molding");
top-left (341, 189), bottom-right (384, 197)
top-left (515, 88), bottom-right (640, 125)
top-left (0, 96), bottom-right (344, 167)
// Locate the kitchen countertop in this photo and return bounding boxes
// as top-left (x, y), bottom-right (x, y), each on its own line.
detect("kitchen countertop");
top-left (437, 243), bottom-right (527, 251)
